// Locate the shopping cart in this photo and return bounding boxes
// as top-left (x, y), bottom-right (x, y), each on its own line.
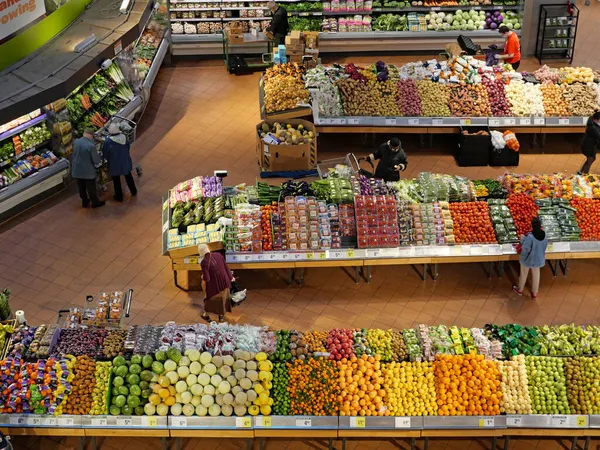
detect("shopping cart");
top-left (316, 152), bottom-right (375, 179)
top-left (94, 116), bottom-right (141, 192)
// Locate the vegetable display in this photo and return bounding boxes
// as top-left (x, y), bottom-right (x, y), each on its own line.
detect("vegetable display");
top-left (285, 59), bottom-right (600, 120)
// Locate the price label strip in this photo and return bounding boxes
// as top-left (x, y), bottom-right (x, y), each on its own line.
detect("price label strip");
top-left (350, 417), bottom-right (366, 428)
top-left (91, 418), bottom-right (108, 427)
top-left (172, 417), bottom-right (187, 427)
top-left (395, 417), bottom-right (411, 428)
top-left (236, 417), bottom-right (252, 428)
top-left (296, 418), bottom-right (312, 427)
top-left (116, 417), bottom-right (133, 427)
top-left (256, 416), bottom-right (272, 427)
top-left (507, 416), bottom-right (522, 427)
top-left (479, 417), bottom-right (495, 428)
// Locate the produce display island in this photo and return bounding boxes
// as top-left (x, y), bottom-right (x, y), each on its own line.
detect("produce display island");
top-left (162, 170), bottom-right (600, 286)
top-left (5, 313), bottom-right (600, 450)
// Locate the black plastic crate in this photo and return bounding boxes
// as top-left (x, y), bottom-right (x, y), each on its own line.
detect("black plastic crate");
top-left (489, 146), bottom-right (520, 167)
top-left (457, 35), bottom-right (481, 55)
top-left (456, 126), bottom-right (491, 167)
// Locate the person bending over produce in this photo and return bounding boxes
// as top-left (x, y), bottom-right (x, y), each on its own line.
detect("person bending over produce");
top-left (72, 128), bottom-right (105, 208)
top-left (495, 25), bottom-right (521, 71)
top-left (578, 111), bottom-right (600, 175)
top-left (265, 1), bottom-right (289, 46)
top-left (513, 217), bottom-right (548, 300)
top-left (366, 137), bottom-right (408, 182)
top-left (102, 122), bottom-right (137, 202)
top-left (198, 244), bottom-right (235, 323)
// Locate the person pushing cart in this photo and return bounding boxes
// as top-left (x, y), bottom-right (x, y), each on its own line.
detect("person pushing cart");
top-left (365, 137), bottom-right (408, 182)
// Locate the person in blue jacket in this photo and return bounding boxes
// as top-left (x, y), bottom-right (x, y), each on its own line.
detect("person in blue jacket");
top-left (513, 217), bottom-right (548, 300)
top-left (102, 122), bottom-right (138, 202)
top-left (72, 128), bottom-right (104, 208)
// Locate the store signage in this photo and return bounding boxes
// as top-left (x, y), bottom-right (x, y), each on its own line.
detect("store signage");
top-left (0, 0), bottom-right (46, 41)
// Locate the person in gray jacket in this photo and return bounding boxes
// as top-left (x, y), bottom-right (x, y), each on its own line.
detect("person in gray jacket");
top-left (72, 128), bottom-right (105, 208)
top-left (513, 217), bottom-right (548, 299)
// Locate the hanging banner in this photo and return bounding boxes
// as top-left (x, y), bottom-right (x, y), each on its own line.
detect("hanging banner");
top-left (0, 0), bottom-right (46, 41)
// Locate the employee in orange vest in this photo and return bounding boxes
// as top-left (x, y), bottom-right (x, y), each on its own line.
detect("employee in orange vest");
top-left (495, 25), bottom-right (521, 71)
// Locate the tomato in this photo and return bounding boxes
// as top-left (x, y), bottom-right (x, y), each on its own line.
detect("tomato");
top-left (449, 201), bottom-right (497, 244)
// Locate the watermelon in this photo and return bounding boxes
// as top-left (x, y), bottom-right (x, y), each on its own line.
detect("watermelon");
top-left (166, 347), bottom-right (182, 364)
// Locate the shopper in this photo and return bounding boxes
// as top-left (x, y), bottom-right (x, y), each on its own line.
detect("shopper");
top-left (495, 25), bottom-right (521, 70)
top-left (102, 122), bottom-right (137, 202)
top-left (198, 243), bottom-right (234, 322)
top-left (366, 137), bottom-right (408, 182)
top-left (513, 217), bottom-right (548, 300)
top-left (578, 111), bottom-right (600, 174)
top-left (72, 128), bottom-right (104, 208)
top-left (265, 1), bottom-right (289, 46)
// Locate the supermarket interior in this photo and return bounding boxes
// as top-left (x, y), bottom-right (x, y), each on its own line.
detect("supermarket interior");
top-left (2, 0), bottom-right (600, 449)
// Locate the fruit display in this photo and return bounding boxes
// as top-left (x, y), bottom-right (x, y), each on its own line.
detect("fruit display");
top-left (337, 354), bottom-right (386, 416)
top-left (448, 84), bottom-right (492, 117)
top-left (433, 354), bottom-right (502, 416)
top-left (288, 358), bottom-right (339, 415)
top-left (498, 355), bottom-right (532, 414)
top-left (506, 193), bottom-right (538, 238)
top-left (570, 198), bottom-right (600, 241)
top-left (109, 354), bottom-right (146, 416)
top-left (263, 63), bottom-right (309, 113)
top-left (327, 329), bottom-right (356, 360)
top-left (384, 360), bottom-right (437, 416)
top-left (272, 362), bottom-right (291, 415)
top-left (63, 356), bottom-right (97, 415)
top-left (449, 201), bottom-right (496, 244)
top-left (526, 356), bottom-right (569, 415)
top-left (258, 122), bottom-right (315, 146)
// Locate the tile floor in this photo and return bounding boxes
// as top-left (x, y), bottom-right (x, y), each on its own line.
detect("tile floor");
top-left (4, 6), bottom-right (600, 449)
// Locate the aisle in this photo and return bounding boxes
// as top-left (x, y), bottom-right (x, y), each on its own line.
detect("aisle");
top-left (1, 54), bottom-right (600, 450)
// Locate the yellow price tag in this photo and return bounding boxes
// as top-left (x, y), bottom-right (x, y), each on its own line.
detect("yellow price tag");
top-left (576, 416), bottom-right (587, 427)
top-left (318, 252), bottom-right (327, 260)
top-left (547, 243), bottom-right (554, 252)
top-left (237, 417), bottom-right (252, 428)
top-left (189, 257), bottom-right (198, 264)
top-left (462, 119), bottom-right (471, 125)
top-left (262, 417), bottom-right (272, 427)
top-left (163, 201), bottom-right (168, 211)
top-left (355, 417), bottom-right (366, 428)
top-left (147, 417), bottom-right (158, 427)
top-left (306, 252), bottom-right (314, 259)
top-left (346, 249), bottom-right (355, 258)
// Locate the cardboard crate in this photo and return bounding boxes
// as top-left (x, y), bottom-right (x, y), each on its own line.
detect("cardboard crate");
top-left (303, 31), bottom-right (319, 49)
top-left (289, 55), bottom-right (303, 63)
top-left (226, 27), bottom-right (244, 44)
top-left (256, 119), bottom-right (317, 172)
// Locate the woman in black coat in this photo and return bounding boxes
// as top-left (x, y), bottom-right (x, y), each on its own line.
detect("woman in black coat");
top-left (579, 111), bottom-right (600, 175)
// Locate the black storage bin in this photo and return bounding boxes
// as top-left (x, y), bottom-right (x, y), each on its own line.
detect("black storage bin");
top-left (489, 146), bottom-right (520, 167)
top-left (456, 126), bottom-right (491, 167)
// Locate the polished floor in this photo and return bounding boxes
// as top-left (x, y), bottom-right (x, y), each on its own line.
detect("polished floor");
top-left (4, 5), bottom-right (600, 450)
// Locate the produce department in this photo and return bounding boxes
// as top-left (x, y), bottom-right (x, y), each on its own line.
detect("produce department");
top-left (4, 316), bottom-right (600, 422)
top-left (165, 171), bottom-right (600, 253)
top-left (262, 59), bottom-right (599, 122)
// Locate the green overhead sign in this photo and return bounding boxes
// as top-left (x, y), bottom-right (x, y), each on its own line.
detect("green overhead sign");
top-left (0, 0), bottom-right (92, 71)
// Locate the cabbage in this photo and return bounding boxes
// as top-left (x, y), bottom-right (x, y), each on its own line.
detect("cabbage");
top-left (514, 23), bottom-right (521, 30)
